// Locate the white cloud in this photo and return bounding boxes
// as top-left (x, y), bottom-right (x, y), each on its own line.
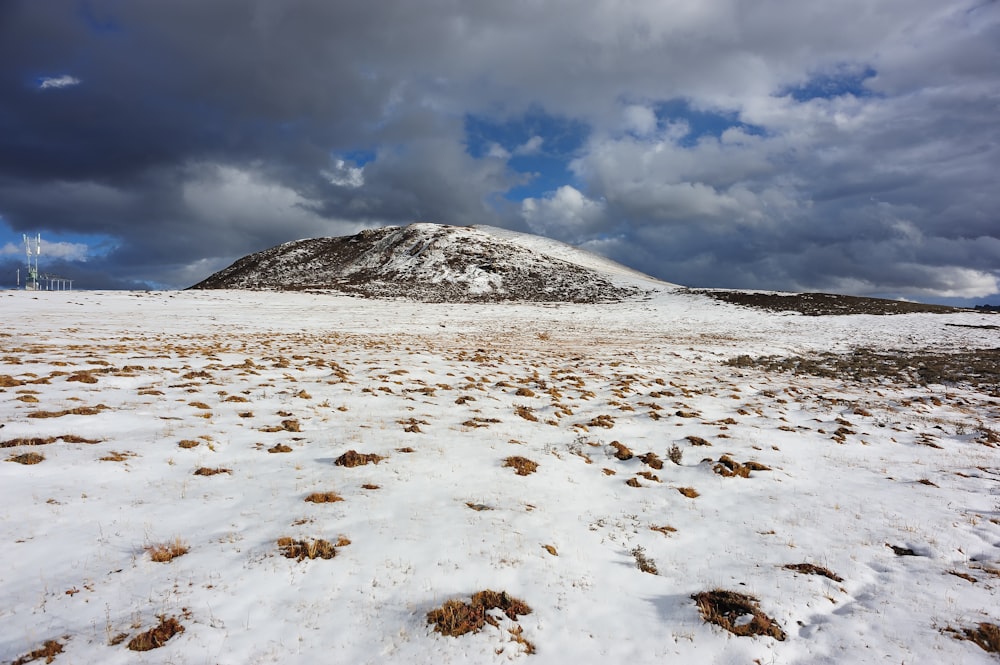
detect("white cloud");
top-left (324, 159), bottom-right (365, 188)
top-left (622, 105), bottom-right (657, 136)
top-left (39, 75), bottom-right (81, 90)
top-left (514, 135), bottom-right (544, 155)
top-left (486, 143), bottom-right (510, 159)
top-left (522, 185), bottom-right (607, 241)
top-left (1, 240), bottom-right (89, 261)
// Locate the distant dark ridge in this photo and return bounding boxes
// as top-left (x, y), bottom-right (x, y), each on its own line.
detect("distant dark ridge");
top-left (689, 289), bottom-right (965, 316)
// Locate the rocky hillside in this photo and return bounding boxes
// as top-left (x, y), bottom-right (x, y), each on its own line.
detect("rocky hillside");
top-left (189, 223), bottom-right (671, 302)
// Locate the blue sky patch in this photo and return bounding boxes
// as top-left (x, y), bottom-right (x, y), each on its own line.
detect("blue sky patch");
top-left (782, 65), bottom-right (878, 102)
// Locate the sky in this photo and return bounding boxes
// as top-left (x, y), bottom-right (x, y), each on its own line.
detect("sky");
top-left (0, 0), bottom-right (998, 303)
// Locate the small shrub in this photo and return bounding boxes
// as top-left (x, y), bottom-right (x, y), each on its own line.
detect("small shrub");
top-left (691, 589), bottom-right (786, 640)
top-left (126, 615), bottom-right (185, 651)
top-left (503, 456), bottom-right (538, 476)
top-left (334, 450), bottom-right (385, 467)
top-left (668, 444), bottom-right (683, 464)
top-left (146, 538), bottom-right (189, 563)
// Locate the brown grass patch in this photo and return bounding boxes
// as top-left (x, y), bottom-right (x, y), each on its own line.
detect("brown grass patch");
top-left (947, 570), bottom-right (977, 584)
top-left (466, 502), bottom-right (492, 511)
top-left (223, 395), bottom-right (250, 402)
top-left (277, 537), bottom-right (337, 560)
top-left (28, 404), bottom-right (108, 418)
top-left (427, 590), bottom-right (532, 637)
top-left (67, 372), bottom-right (98, 384)
top-left (10, 639), bottom-right (64, 665)
top-left (267, 443), bottom-right (293, 453)
top-left (146, 538), bottom-right (189, 562)
top-left (0, 375), bottom-right (25, 387)
top-left (945, 622), bottom-right (1000, 654)
top-left (514, 405), bottom-right (538, 422)
top-left (188, 401), bottom-right (211, 410)
top-left (588, 414), bottom-right (615, 428)
top-left (625, 477), bottom-right (642, 487)
top-left (686, 435), bottom-right (712, 446)
top-left (712, 455), bottom-right (770, 478)
top-left (462, 417), bottom-right (501, 428)
top-left (126, 616), bottom-right (185, 651)
top-left (639, 452), bottom-right (663, 469)
top-left (503, 456), bottom-right (538, 476)
top-left (677, 486), bottom-right (700, 498)
top-left (692, 589), bottom-right (786, 640)
top-left (7, 452), bottom-right (44, 465)
top-left (783, 562), bottom-right (843, 582)
top-left (178, 439), bottom-right (200, 449)
top-left (515, 387), bottom-right (536, 397)
top-left (651, 525), bottom-right (677, 536)
top-left (16, 394), bottom-right (39, 403)
top-left (602, 467), bottom-right (616, 476)
top-left (99, 450), bottom-right (137, 462)
top-left (361, 483), bottom-right (380, 489)
top-left (543, 544), bottom-right (558, 556)
top-left (335, 450), bottom-right (385, 467)
top-left (636, 470), bottom-right (660, 482)
top-left (609, 441), bottom-right (633, 460)
top-left (304, 491), bottom-right (343, 503)
top-left (193, 467), bottom-right (231, 476)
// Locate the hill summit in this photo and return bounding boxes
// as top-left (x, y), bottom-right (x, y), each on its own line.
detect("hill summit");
top-left (190, 223), bottom-right (671, 302)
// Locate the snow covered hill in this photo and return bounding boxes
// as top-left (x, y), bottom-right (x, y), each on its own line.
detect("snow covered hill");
top-left (189, 223), bottom-right (674, 302)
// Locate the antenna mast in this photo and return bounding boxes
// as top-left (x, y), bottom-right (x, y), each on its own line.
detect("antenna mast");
top-left (23, 233), bottom-right (41, 290)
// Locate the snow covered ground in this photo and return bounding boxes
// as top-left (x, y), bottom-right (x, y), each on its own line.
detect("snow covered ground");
top-left (1, 288), bottom-right (998, 664)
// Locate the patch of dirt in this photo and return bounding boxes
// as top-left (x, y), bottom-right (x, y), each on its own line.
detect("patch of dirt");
top-left (691, 589), bottom-right (786, 640)
top-left (692, 289), bottom-right (963, 316)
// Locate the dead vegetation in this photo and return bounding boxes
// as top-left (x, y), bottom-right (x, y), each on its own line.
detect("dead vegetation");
top-left (304, 491), bottom-right (343, 503)
top-left (27, 404), bottom-right (109, 418)
top-left (10, 639), bottom-right (64, 665)
top-left (277, 537), bottom-right (338, 560)
top-left (145, 538), bottom-right (190, 562)
top-left (267, 443), bottom-right (293, 453)
top-left (503, 455), bottom-right (538, 476)
top-left (99, 450), bottom-right (137, 462)
top-left (7, 452), bottom-right (44, 465)
top-left (426, 590), bottom-right (532, 638)
top-left (783, 562), bottom-right (843, 582)
top-left (712, 455), bottom-right (771, 478)
top-left (177, 439), bottom-right (200, 449)
top-left (630, 546), bottom-right (658, 574)
top-left (694, 289), bottom-right (961, 316)
top-left (193, 467), bottom-right (231, 476)
top-left (691, 589), bottom-right (786, 640)
top-left (944, 622), bottom-right (1000, 654)
top-left (609, 441), bottom-right (633, 460)
top-left (514, 404), bottom-right (539, 422)
top-left (126, 615), bottom-right (185, 651)
top-left (334, 450), bottom-right (385, 467)
top-left (676, 486), bottom-right (700, 498)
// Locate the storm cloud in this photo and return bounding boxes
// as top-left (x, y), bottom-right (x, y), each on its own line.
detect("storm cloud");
top-left (1, 0), bottom-right (997, 301)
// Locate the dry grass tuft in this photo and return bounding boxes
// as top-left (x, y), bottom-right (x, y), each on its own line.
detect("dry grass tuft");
top-left (515, 387), bottom-right (536, 397)
top-left (503, 455), bottom-right (538, 476)
top-left (686, 435), bottom-right (712, 446)
top-left (783, 562), bottom-right (843, 582)
top-left (127, 616), bottom-right (185, 651)
top-left (99, 450), bottom-right (137, 462)
top-left (188, 401), bottom-right (211, 410)
top-left (28, 404), bottom-right (108, 418)
top-left (631, 546), bottom-right (658, 574)
top-left (625, 477), bottom-right (642, 487)
top-left (639, 452), bottom-right (663, 469)
top-left (267, 443), bottom-right (293, 453)
top-left (67, 372), bottom-right (98, 384)
top-left (277, 537), bottom-right (337, 560)
top-left (334, 450), bottom-right (385, 467)
top-left (691, 589), bottom-right (786, 640)
top-left (543, 544), bottom-right (558, 556)
top-left (361, 483), bottom-right (381, 490)
top-left (16, 394), bottom-right (39, 403)
top-left (677, 486), bottom-right (700, 498)
top-left (514, 404), bottom-right (539, 422)
top-left (713, 455), bottom-right (770, 478)
top-left (427, 590), bottom-right (532, 637)
top-left (8, 452), bottom-right (44, 465)
top-left (0, 375), bottom-right (25, 387)
top-left (466, 502), bottom-right (492, 511)
top-left (651, 525), bottom-right (677, 536)
top-left (10, 639), bottom-right (64, 665)
top-left (304, 491), bottom-right (343, 503)
top-left (588, 414), bottom-right (615, 428)
top-left (178, 439), bottom-right (200, 449)
top-left (224, 395), bottom-right (250, 402)
top-left (146, 538), bottom-right (189, 562)
top-left (193, 467), bottom-right (231, 476)
top-left (945, 622), bottom-right (1000, 654)
top-left (609, 441), bottom-right (633, 460)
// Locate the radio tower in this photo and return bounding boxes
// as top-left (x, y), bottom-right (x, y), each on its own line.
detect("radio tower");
top-left (23, 233), bottom-right (40, 290)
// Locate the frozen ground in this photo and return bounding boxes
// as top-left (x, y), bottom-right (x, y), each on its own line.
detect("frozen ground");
top-left (1, 288), bottom-right (999, 664)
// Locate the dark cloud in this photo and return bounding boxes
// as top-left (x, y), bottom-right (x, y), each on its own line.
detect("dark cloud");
top-left (0, 0), bottom-right (997, 300)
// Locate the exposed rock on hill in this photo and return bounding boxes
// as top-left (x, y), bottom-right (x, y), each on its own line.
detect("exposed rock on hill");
top-left (190, 223), bottom-right (671, 302)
